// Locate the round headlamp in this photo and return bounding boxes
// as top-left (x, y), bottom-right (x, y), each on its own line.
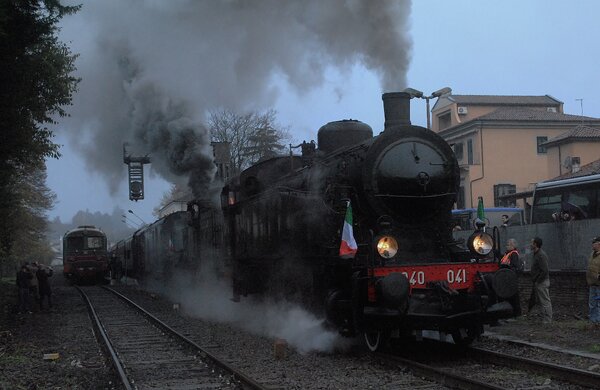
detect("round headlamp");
top-left (467, 232), bottom-right (494, 256)
top-left (376, 236), bottom-right (398, 258)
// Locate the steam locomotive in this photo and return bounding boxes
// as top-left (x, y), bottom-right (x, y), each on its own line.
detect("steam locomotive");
top-left (112, 92), bottom-right (519, 350)
top-left (63, 225), bottom-right (109, 283)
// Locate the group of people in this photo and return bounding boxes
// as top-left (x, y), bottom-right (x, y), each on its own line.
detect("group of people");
top-left (16, 261), bottom-right (54, 314)
top-left (501, 235), bottom-right (600, 325)
top-left (500, 236), bottom-right (552, 323)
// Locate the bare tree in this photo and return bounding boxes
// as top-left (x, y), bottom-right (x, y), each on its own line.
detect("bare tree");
top-left (207, 109), bottom-right (290, 173)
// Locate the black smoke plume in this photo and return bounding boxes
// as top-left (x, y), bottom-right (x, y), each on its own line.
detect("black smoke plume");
top-left (59, 0), bottom-right (412, 198)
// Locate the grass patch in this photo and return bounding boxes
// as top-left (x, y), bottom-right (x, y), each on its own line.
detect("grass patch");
top-left (571, 320), bottom-right (591, 330)
top-left (0, 354), bottom-right (32, 365)
top-left (588, 344), bottom-right (600, 353)
top-left (0, 277), bottom-right (16, 284)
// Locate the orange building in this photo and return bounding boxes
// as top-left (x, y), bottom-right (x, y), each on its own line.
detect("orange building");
top-left (430, 95), bottom-right (600, 209)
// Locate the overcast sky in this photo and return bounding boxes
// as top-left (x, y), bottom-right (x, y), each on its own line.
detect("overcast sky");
top-left (46, 0), bottom-right (600, 225)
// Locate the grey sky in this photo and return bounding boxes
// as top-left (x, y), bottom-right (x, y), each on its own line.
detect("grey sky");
top-left (47, 0), bottom-right (600, 225)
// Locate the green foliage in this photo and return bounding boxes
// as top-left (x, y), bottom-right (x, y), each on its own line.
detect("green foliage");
top-left (0, 0), bottom-right (79, 275)
top-left (0, 162), bottom-right (56, 276)
top-left (588, 344), bottom-right (600, 353)
top-left (0, 0), bottom-right (80, 167)
top-left (244, 126), bottom-right (286, 163)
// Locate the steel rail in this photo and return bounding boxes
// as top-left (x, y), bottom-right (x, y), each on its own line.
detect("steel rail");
top-left (75, 286), bottom-right (133, 390)
top-left (468, 346), bottom-right (600, 389)
top-left (375, 352), bottom-right (505, 390)
top-left (102, 286), bottom-right (267, 390)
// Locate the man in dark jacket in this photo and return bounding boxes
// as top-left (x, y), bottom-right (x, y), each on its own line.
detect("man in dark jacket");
top-left (529, 237), bottom-right (552, 323)
top-left (16, 264), bottom-right (33, 314)
top-left (586, 236), bottom-right (600, 324)
top-left (36, 264), bottom-right (54, 310)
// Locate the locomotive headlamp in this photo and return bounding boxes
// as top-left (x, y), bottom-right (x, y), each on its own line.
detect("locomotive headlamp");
top-left (467, 232), bottom-right (494, 256)
top-left (376, 236), bottom-right (398, 258)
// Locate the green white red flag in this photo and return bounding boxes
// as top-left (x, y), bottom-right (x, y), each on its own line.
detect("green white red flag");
top-left (339, 201), bottom-right (358, 258)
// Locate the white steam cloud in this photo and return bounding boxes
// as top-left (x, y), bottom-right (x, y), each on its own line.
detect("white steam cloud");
top-left (145, 258), bottom-right (351, 354)
top-left (59, 0), bottom-right (413, 197)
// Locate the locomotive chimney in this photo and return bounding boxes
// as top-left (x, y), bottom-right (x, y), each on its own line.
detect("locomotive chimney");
top-left (382, 92), bottom-right (411, 130)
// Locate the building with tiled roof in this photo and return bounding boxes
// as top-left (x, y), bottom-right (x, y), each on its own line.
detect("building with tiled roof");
top-left (426, 93), bottom-right (600, 210)
top-left (431, 95), bottom-right (564, 131)
top-left (542, 125), bottom-right (600, 177)
top-left (550, 158), bottom-right (600, 180)
top-left (447, 94), bottom-right (562, 107)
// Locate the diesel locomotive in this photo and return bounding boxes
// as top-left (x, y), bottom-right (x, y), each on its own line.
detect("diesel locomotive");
top-left (63, 225), bottom-right (109, 283)
top-left (112, 92), bottom-right (519, 350)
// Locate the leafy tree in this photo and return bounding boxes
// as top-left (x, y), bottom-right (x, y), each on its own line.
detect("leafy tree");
top-left (208, 109), bottom-right (291, 173)
top-left (0, 0), bottom-right (80, 274)
top-left (244, 125), bottom-right (286, 163)
top-left (0, 162), bottom-right (56, 277)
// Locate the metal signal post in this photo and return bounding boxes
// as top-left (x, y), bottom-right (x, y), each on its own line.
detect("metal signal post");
top-left (123, 143), bottom-right (151, 201)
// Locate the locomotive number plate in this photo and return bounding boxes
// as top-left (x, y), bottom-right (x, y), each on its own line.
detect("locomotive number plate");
top-left (373, 263), bottom-right (498, 290)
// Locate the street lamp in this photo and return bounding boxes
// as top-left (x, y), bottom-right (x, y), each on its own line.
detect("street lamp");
top-left (121, 215), bottom-right (140, 227)
top-left (128, 209), bottom-right (147, 225)
top-left (403, 87), bottom-right (452, 129)
top-left (121, 218), bottom-right (137, 229)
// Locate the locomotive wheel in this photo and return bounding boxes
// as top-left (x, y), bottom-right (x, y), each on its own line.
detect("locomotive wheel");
top-left (451, 327), bottom-right (479, 346)
top-left (364, 331), bottom-right (389, 352)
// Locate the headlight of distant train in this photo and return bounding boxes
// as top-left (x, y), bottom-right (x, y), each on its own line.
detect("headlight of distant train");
top-left (467, 232), bottom-right (494, 256)
top-left (376, 236), bottom-right (398, 259)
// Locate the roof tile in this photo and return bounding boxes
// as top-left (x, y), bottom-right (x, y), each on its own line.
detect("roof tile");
top-left (551, 158), bottom-right (600, 180)
top-left (451, 95), bottom-right (562, 106)
top-left (543, 124), bottom-right (600, 146)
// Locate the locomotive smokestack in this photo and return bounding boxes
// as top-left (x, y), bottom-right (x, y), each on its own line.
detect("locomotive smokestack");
top-left (382, 92), bottom-right (411, 130)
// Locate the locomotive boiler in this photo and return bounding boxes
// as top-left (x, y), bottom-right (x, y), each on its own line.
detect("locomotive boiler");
top-left (221, 92), bottom-right (519, 350)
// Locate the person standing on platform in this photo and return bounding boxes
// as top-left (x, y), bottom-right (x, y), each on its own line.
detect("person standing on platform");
top-left (500, 238), bottom-right (522, 316)
top-left (16, 264), bottom-right (33, 314)
top-left (36, 263), bottom-right (54, 310)
top-left (585, 236), bottom-right (600, 324)
top-left (529, 237), bottom-right (552, 323)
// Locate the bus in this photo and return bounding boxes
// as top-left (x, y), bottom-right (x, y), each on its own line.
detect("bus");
top-left (531, 173), bottom-right (600, 224)
top-left (451, 207), bottom-right (525, 231)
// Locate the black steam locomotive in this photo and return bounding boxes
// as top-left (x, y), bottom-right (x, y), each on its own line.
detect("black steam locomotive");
top-left (112, 92), bottom-right (519, 350)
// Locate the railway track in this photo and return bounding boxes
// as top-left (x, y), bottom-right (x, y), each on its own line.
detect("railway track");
top-left (77, 286), bottom-right (266, 390)
top-left (376, 338), bottom-right (600, 389)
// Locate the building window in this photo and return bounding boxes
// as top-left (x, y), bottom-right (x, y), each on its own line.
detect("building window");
top-left (453, 142), bottom-right (464, 160)
top-left (457, 186), bottom-right (465, 209)
top-left (494, 184), bottom-right (516, 207)
top-left (537, 136), bottom-right (548, 154)
top-left (438, 112), bottom-right (451, 130)
top-left (467, 139), bottom-right (473, 165)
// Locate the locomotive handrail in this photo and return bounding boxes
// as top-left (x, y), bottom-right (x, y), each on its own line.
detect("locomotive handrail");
top-left (374, 193), bottom-right (457, 198)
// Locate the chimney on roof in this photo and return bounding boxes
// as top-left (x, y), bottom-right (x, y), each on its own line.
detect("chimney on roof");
top-left (571, 156), bottom-right (581, 173)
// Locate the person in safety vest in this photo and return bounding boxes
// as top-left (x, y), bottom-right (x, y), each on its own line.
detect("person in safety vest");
top-left (500, 238), bottom-right (522, 316)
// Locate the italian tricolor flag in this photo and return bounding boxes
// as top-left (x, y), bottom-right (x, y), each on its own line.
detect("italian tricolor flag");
top-left (339, 201), bottom-right (358, 258)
